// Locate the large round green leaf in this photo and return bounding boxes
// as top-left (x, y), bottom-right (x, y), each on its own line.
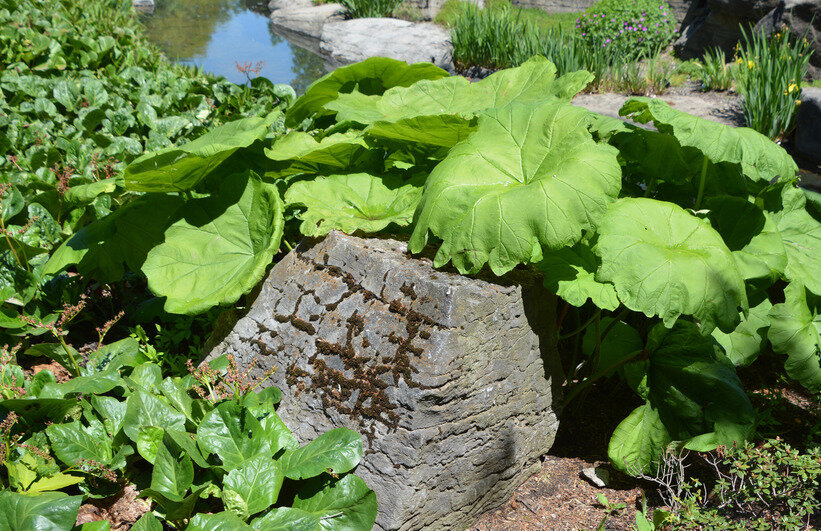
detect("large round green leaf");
top-left (768, 282), bottom-right (821, 393)
top-left (594, 198), bottom-right (748, 333)
top-left (264, 131), bottom-right (369, 175)
top-left (285, 173), bottom-right (423, 237)
top-left (705, 196), bottom-right (787, 282)
top-left (409, 100), bottom-right (621, 275)
top-left (711, 293), bottom-right (772, 367)
top-left (124, 115), bottom-right (271, 192)
top-left (285, 57), bottom-right (449, 128)
top-left (538, 240), bottom-right (619, 311)
top-left (764, 184), bottom-right (821, 295)
top-left (611, 322), bottom-right (755, 473)
top-left (141, 171), bottom-right (284, 314)
top-left (620, 97), bottom-right (797, 184)
top-left (328, 56), bottom-right (592, 127)
top-left (608, 402), bottom-right (671, 475)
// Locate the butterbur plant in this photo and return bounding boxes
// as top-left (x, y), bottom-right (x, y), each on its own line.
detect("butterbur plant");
top-left (50, 55), bottom-right (820, 481)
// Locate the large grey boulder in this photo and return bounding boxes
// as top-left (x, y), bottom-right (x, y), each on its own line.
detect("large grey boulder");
top-left (320, 18), bottom-right (453, 71)
top-left (673, 0), bottom-right (782, 59)
top-left (207, 232), bottom-right (561, 530)
top-left (269, 3), bottom-right (345, 54)
top-left (796, 87), bottom-right (821, 164)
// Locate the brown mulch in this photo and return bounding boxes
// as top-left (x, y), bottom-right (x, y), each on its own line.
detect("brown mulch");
top-left (472, 381), bottom-right (649, 530)
top-left (27, 359), bottom-right (72, 382)
top-left (76, 485), bottom-right (150, 530)
top-left (471, 455), bottom-right (645, 530)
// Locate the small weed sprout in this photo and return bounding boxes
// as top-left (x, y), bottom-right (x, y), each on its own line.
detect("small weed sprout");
top-left (187, 354), bottom-right (276, 404)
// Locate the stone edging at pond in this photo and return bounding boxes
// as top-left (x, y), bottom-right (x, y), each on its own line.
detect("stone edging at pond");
top-left (268, 0), bottom-right (453, 71)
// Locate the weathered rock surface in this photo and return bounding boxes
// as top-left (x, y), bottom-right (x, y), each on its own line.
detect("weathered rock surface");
top-left (132, 0), bottom-right (154, 14)
top-left (320, 18), bottom-right (453, 71)
top-left (796, 87), bottom-right (821, 164)
top-left (207, 231), bottom-right (561, 530)
top-left (673, 0), bottom-right (782, 59)
top-left (510, 0), bottom-right (594, 12)
top-left (269, 2), bottom-right (345, 54)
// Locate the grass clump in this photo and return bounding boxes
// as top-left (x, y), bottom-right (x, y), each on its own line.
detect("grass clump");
top-left (734, 26), bottom-right (813, 140)
top-left (339, 0), bottom-right (402, 18)
top-left (699, 47), bottom-right (735, 91)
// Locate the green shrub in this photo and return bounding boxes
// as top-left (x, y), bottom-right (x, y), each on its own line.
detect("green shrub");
top-left (576, 0), bottom-right (677, 61)
top-left (339, 0), bottom-right (401, 18)
top-left (700, 47), bottom-right (735, 91)
top-left (673, 440), bottom-right (821, 529)
top-left (734, 26), bottom-right (813, 140)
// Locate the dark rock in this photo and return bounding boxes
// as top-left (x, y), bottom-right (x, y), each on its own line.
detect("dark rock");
top-left (796, 87), bottom-right (821, 163)
top-left (673, 0), bottom-right (781, 59)
top-left (755, 1), bottom-right (821, 80)
top-left (207, 232), bottom-right (561, 530)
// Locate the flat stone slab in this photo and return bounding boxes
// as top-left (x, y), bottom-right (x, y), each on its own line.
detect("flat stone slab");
top-left (208, 232), bottom-right (560, 530)
top-left (269, 2), bottom-right (345, 54)
top-left (320, 18), bottom-right (453, 72)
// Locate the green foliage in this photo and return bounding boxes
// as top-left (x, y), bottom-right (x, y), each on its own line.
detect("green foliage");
top-left (33, 51), bottom-right (820, 480)
top-left (0, 353), bottom-right (376, 529)
top-left (734, 26), bottom-right (813, 139)
top-left (0, 0), bottom-right (292, 335)
top-left (699, 47), bottom-right (735, 92)
top-left (338, 0), bottom-right (402, 18)
top-left (672, 440), bottom-right (821, 529)
top-left (576, 0), bottom-right (678, 61)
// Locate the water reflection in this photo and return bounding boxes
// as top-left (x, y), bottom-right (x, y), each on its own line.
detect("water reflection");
top-left (141, 0), bottom-right (325, 92)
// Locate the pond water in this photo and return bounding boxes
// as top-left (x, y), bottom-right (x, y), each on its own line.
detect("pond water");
top-left (140, 0), bottom-right (325, 93)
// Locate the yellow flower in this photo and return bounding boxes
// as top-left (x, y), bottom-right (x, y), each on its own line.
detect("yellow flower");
top-left (747, 60), bottom-right (755, 69)
top-left (797, 100), bottom-right (802, 106)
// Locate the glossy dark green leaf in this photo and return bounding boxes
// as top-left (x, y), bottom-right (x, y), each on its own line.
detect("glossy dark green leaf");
top-left (132, 512), bottom-right (163, 531)
top-left (280, 428), bottom-right (363, 480)
top-left (222, 456), bottom-right (284, 517)
top-left (0, 491), bottom-right (81, 531)
top-left (122, 390), bottom-right (186, 443)
top-left (294, 474), bottom-right (377, 531)
top-left (196, 401), bottom-right (271, 470)
top-left (46, 421), bottom-right (113, 466)
top-left (250, 507), bottom-right (321, 530)
top-left (150, 441), bottom-right (194, 502)
top-left (186, 512), bottom-right (252, 531)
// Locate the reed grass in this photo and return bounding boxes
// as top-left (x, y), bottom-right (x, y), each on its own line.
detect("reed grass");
top-left (734, 26), bottom-right (813, 139)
